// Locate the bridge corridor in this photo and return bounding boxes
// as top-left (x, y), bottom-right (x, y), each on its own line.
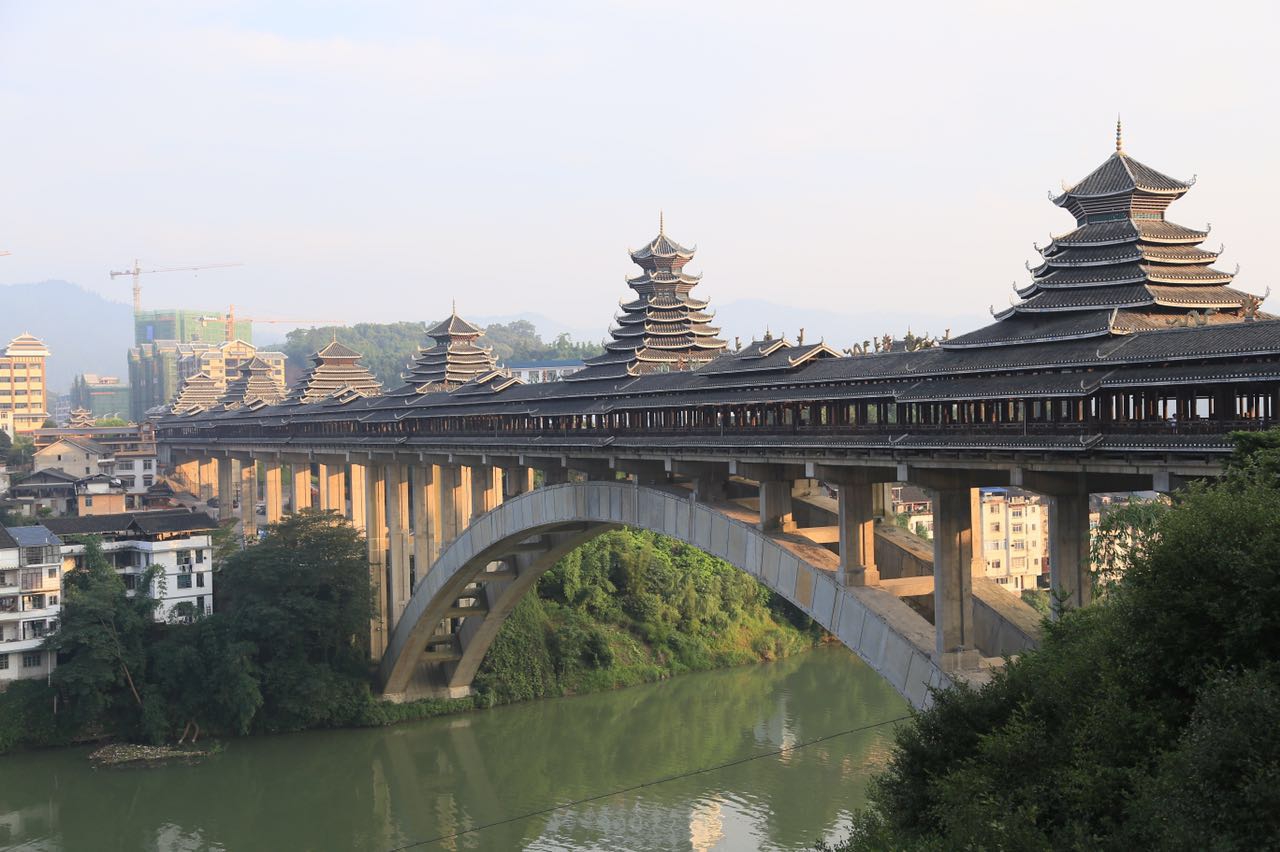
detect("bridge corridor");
top-left (170, 452), bottom-right (1065, 709)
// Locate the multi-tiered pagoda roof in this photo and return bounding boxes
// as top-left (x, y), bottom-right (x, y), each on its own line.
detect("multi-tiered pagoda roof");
top-left (571, 217), bottom-right (727, 381)
top-left (220, 358), bottom-right (285, 408)
top-left (67, 408), bottom-right (95, 429)
top-left (287, 339), bottom-right (382, 404)
top-left (396, 310), bottom-right (497, 394)
top-left (171, 373), bottom-right (223, 414)
top-left (947, 123), bottom-right (1269, 350)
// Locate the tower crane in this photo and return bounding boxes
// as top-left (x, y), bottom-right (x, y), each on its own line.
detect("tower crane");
top-left (204, 305), bottom-right (346, 342)
top-left (109, 260), bottom-right (243, 312)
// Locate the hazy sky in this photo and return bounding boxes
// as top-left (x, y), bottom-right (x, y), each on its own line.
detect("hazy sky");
top-left (2, 1), bottom-right (1277, 344)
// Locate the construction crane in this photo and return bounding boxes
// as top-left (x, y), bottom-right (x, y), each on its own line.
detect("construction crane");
top-left (205, 305), bottom-right (346, 342)
top-left (109, 260), bottom-right (243, 312)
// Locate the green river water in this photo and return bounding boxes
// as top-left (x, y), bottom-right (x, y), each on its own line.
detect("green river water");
top-left (0, 647), bottom-right (907, 851)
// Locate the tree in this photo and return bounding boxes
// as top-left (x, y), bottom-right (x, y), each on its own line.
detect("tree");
top-left (216, 510), bottom-right (373, 732)
top-left (47, 538), bottom-right (161, 738)
top-left (95, 417), bottom-right (128, 427)
top-left (5, 435), bottom-right (34, 468)
top-left (834, 430), bottom-right (1280, 850)
top-left (150, 617), bottom-right (262, 742)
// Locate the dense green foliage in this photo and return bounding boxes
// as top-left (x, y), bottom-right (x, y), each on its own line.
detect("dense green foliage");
top-left (832, 430), bottom-right (1280, 851)
top-left (474, 529), bottom-right (819, 704)
top-left (0, 515), bottom-right (813, 752)
top-left (281, 319), bottom-right (603, 387)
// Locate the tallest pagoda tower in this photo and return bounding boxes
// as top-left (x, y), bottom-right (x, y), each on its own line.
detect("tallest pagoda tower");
top-left (572, 216), bottom-right (727, 380)
top-left (947, 122), bottom-right (1268, 350)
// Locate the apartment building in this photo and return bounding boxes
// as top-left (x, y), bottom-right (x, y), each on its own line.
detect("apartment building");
top-left (980, 488), bottom-right (1049, 591)
top-left (32, 423), bottom-right (158, 508)
top-left (46, 510), bottom-right (218, 622)
top-left (0, 333), bottom-right (50, 436)
top-left (0, 525), bottom-right (62, 682)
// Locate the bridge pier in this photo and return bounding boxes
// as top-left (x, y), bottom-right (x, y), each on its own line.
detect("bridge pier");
top-left (239, 458), bottom-right (258, 540)
top-left (361, 461), bottom-right (388, 657)
top-left (808, 464), bottom-right (896, 587)
top-left (291, 461), bottom-right (312, 511)
top-left (1012, 470), bottom-right (1096, 611)
top-left (263, 458), bottom-right (284, 524)
top-left (216, 456), bottom-right (235, 523)
top-left (411, 462), bottom-right (440, 590)
top-left (387, 462), bottom-right (411, 629)
top-left (197, 457), bottom-right (216, 502)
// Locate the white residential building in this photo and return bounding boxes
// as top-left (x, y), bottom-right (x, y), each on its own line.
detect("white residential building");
top-left (0, 525), bottom-right (63, 682)
top-left (45, 510), bottom-right (218, 622)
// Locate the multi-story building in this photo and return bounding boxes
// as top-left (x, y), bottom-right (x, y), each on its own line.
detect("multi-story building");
top-left (32, 423), bottom-right (158, 508)
top-left (0, 333), bottom-right (51, 436)
top-left (46, 509), bottom-right (218, 622)
top-left (134, 308), bottom-right (252, 347)
top-left (69, 374), bottom-right (131, 420)
top-left (129, 339), bottom-right (286, 420)
top-left (33, 437), bottom-right (114, 480)
top-left (891, 485), bottom-right (934, 539)
top-left (980, 488), bottom-right (1049, 592)
top-left (0, 525), bottom-right (62, 682)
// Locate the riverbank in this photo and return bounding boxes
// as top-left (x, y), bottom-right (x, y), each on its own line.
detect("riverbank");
top-left (1, 524), bottom-right (822, 753)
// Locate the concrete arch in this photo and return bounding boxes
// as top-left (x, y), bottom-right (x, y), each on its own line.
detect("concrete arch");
top-left (380, 482), bottom-right (962, 710)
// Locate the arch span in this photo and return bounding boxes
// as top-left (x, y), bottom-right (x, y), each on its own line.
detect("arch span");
top-left (380, 482), bottom-right (967, 709)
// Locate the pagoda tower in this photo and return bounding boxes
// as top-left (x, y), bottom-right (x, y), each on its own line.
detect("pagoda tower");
top-left (573, 216), bottom-right (727, 380)
top-left (220, 357), bottom-right (285, 407)
top-left (398, 309), bottom-right (497, 393)
top-left (947, 122), bottom-right (1269, 349)
top-left (171, 372), bottom-right (224, 414)
top-left (287, 339), bottom-right (383, 403)
top-left (67, 408), bottom-right (95, 429)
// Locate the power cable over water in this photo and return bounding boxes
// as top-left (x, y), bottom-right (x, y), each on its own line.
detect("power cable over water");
top-left (386, 713), bottom-right (913, 850)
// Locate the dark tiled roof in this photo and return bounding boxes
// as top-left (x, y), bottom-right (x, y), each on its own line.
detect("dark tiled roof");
top-left (0, 528), bottom-right (19, 549)
top-left (6, 525), bottom-right (61, 547)
top-left (42, 509), bottom-right (217, 537)
top-left (1059, 152), bottom-right (1189, 199)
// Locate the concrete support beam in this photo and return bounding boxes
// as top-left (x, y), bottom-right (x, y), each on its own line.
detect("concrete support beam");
top-left (1013, 469), bottom-right (1094, 611)
top-left (440, 464), bottom-right (467, 546)
top-left (363, 462), bottom-right (388, 658)
top-left (611, 458), bottom-right (667, 486)
top-left (386, 463), bottom-right (411, 629)
top-left (758, 479), bottom-right (797, 532)
top-left (503, 466), bottom-right (534, 499)
top-left (566, 458), bottom-right (613, 481)
top-left (216, 457), bottom-right (236, 524)
top-left (670, 461), bottom-right (730, 503)
top-left (412, 463), bottom-right (439, 587)
top-left (730, 461), bottom-right (806, 484)
top-left (932, 487), bottom-right (977, 668)
top-left (292, 463), bottom-right (312, 511)
top-left (836, 482), bottom-right (878, 586)
top-left (197, 457), bottom-right (216, 502)
top-left (174, 458), bottom-right (199, 495)
top-left (349, 463), bottom-right (367, 530)
top-left (264, 459), bottom-right (284, 524)
top-left (239, 459), bottom-right (258, 541)
top-left (470, 465), bottom-right (502, 520)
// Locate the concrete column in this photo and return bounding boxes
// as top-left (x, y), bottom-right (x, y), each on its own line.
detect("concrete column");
top-left (412, 463), bottom-right (439, 586)
top-left (349, 463), bottom-right (367, 529)
top-left (386, 463), bottom-right (411, 628)
top-left (970, 487), bottom-right (986, 579)
top-left (758, 480), bottom-right (797, 532)
top-left (363, 462), bottom-right (388, 658)
top-left (264, 459), bottom-right (284, 524)
top-left (541, 466), bottom-right (569, 486)
top-left (239, 459), bottom-right (258, 540)
top-left (693, 470), bottom-right (727, 503)
top-left (503, 466), bottom-right (534, 499)
top-left (197, 457), bottom-right (216, 502)
top-left (440, 465), bottom-right (467, 544)
top-left (292, 463), bottom-right (312, 511)
top-left (317, 463), bottom-right (331, 511)
top-left (836, 482), bottom-right (878, 586)
top-left (325, 464), bottom-right (346, 517)
top-left (932, 487), bottom-right (976, 665)
top-left (1050, 488), bottom-right (1093, 610)
top-left (216, 457), bottom-right (236, 524)
top-left (470, 465), bottom-right (501, 520)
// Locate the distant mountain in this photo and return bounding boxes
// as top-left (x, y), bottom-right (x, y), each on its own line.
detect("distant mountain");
top-left (0, 281), bottom-right (134, 391)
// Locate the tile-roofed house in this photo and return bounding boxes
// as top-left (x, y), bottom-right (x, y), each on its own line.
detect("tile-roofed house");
top-left (571, 215), bottom-right (727, 381)
top-left (947, 121), bottom-right (1270, 350)
top-left (286, 339), bottom-right (383, 403)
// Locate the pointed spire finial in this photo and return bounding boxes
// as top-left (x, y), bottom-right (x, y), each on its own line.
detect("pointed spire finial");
top-left (452, 299), bottom-right (457, 316)
top-left (659, 210), bottom-right (664, 236)
top-left (1116, 115), bottom-right (1123, 152)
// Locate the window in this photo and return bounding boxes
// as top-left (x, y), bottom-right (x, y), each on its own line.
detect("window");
top-left (988, 504), bottom-right (999, 514)
top-left (990, 522), bottom-right (1001, 533)
top-left (1012, 557), bottom-right (1027, 570)
top-left (46, 568), bottom-right (56, 579)
top-left (143, 475), bottom-right (154, 487)
top-left (989, 559), bottom-right (1002, 571)
top-left (0, 655), bottom-right (8, 670)
top-left (143, 460), bottom-right (153, 471)
top-left (48, 595), bottom-right (57, 606)
top-left (177, 574), bottom-right (192, 589)
top-left (1012, 540), bottom-right (1026, 550)
top-left (196, 596), bottom-right (206, 615)
top-left (22, 652), bottom-right (42, 668)
top-left (1012, 508), bottom-right (1023, 518)
top-left (1012, 524), bottom-right (1024, 534)
top-left (195, 549), bottom-right (204, 564)
top-left (84, 496), bottom-right (93, 507)
top-left (196, 573), bottom-right (206, 588)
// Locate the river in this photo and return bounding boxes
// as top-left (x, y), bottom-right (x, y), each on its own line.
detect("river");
top-left (0, 647), bottom-right (908, 851)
